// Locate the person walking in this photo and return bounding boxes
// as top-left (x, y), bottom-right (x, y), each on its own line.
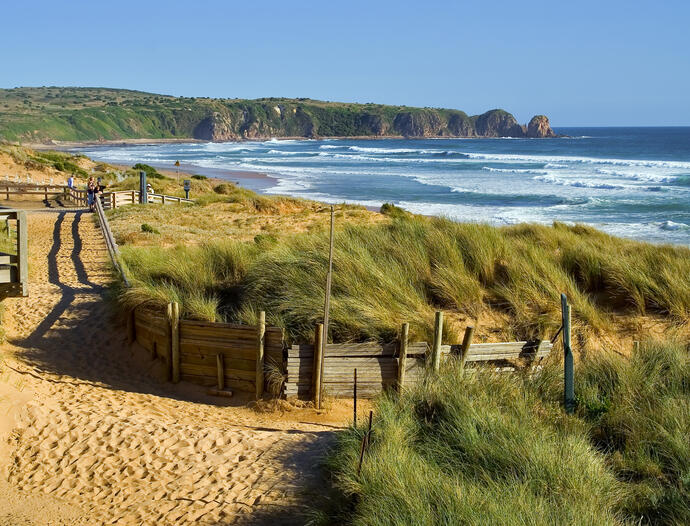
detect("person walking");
top-left (87, 177), bottom-right (96, 212)
top-left (67, 175), bottom-right (75, 189)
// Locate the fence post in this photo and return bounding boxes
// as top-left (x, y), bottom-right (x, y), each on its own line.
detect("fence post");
top-left (459, 326), bottom-right (475, 368)
top-left (217, 353), bottom-right (225, 390)
top-left (171, 302), bottom-right (180, 383)
top-left (139, 170), bottom-right (148, 204)
top-left (131, 190), bottom-right (135, 204)
top-left (431, 311), bottom-right (443, 372)
top-left (256, 311), bottom-right (265, 399)
top-left (320, 206), bottom-right (335, 407)
top-left (397, 322), bottom-right (409, 391)
top-left (561, 294), bottom-right (574, 414)
top-left (353, 368), bottom-right (357, 426)
top-left (313, 323), bottom-right (324, 409)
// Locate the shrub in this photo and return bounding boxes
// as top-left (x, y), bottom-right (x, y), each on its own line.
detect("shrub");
top-left (132, 163), bottom-right (164, 179)
top-left (213, 183), bottom-right (234, 194)
top-left (191, 174), bottom-right (207, 180)
top-left (140, 223), bottom-right (159, 234)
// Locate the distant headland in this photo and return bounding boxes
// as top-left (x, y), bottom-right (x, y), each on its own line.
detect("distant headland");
top-left (0, 87), bottom-right (556, 144)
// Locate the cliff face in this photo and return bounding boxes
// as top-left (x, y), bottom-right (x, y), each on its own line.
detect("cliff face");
top-left (474, 110), bottom-right (526, 138)
top-left (526, 115), bottom-right (556, 138)
top-left (0, 87), bottom-right (556, 143)
top-left (192, 105), bottom-right (554, 141)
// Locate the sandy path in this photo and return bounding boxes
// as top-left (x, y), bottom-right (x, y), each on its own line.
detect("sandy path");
top-left (0, 209), bottom-right (340, 525)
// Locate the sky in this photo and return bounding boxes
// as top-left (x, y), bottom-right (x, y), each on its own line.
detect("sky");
top-left (1, 0), bottom-right (688, 126)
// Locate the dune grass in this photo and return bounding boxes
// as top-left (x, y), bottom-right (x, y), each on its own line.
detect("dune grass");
top-left (115, 210), bottom-right (690, 344)
top-left (314, 341), bottom-right (689, 525)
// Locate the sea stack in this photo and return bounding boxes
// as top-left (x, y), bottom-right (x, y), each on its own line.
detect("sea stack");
top-left (526, 115), bottom-right (556, 138)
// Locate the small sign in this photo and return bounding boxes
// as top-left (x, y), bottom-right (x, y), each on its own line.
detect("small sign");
top-left (183, 180), bottom-right (191, 191)
top-left (175, 160), bottom-right (180, 167)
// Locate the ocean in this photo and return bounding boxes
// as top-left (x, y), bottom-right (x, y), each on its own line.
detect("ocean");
top-left (76, 127), bottom-right (690, 246)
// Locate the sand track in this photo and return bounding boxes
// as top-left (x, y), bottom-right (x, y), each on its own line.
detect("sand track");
top-left (0, 210), bottom-right (336, 525)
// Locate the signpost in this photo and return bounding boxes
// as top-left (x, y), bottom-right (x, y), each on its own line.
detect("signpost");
top-left (174, 160), bottom-right (180, 182)
top-left (183, 179), bottom-right (191, 199)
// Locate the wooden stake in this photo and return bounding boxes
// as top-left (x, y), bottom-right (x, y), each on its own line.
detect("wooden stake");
top-left (633, 340), bottom-right (640, 353)
top-left (459, 326), bottom-right (475, 368)
top-left (171, 302), bottom-right (180, 383)
top-left (357, 410), bottom-right (374, 477)
top-left (431, 311), bottom-right (443, 372)
top-left (320, 206), bottom-right (335, 408)
top-left (397, 323), bottom-right (409, 391)
top-left (313, 323), bottom-right (324, 409)
top-left (256, 311), bottom-right (265, 400)
top-left (216, 353), bottom-right (225, 390)
top-left (561, 294), bottom-right (574, 414)
top-left (353, 368), bottom-right (357, 426)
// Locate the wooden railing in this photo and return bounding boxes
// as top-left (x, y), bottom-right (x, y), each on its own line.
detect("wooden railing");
top-left (0, 184), bottom-right (194, 210)
top-left (94, 194), bottom-right (130, 287)
top-left (0, 210), bottom-right (28, 299)
top-left (67, 188), bottom-right (194, 209)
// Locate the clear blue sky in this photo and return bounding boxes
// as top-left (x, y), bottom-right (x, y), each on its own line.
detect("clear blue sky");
top-left (1, 0), bottom-right (688, 126)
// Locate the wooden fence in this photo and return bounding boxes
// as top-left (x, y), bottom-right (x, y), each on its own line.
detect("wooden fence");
top-left (66, 188), bottom-right (193, 209)
top-left (0, 184), bottom-right (193, 209)
top-left (285, 321), bottom-right (553, 400)
top-left (131, 306), bottom-right (284, 395)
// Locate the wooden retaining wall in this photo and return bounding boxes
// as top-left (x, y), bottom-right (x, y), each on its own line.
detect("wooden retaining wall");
top-left (285, 338), bottom-right (552, 400)
top-left (178, 319), bottom-right (282, 392)
top-left (286, 342), bottom-right (428, 398)
top-left (132, 308), bottom-right (284, 394)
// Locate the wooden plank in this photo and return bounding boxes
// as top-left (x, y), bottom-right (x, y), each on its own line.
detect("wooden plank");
top-left (256, 311), bottom-right (265, 400)
top-left (171, 302), bottom-right (180, 383)
top-left (179, 362), bottom-right (257, 381)
top-left (465, 350), bottom-right (551, 362)
top-left (179, 352), bottom-right (255, 371)
top-left (180, 374), bottom-right (255, 392)
top-left (287, 342), bottom-right (426, 358)
top-left (181, 318), bottom-right (283, 332)
top-left (180, 340), bottom-right (264, 359)
top-left (397, 323), bottom-right (408, 391)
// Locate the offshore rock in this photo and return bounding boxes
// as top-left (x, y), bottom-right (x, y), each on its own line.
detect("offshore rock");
top-left (526, 115), bottom-right (556, 138)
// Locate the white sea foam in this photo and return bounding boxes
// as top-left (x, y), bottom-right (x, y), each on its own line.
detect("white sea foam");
top-left (533, 174), bottom-right (625, 190)
top-left (660, 220), bottom-right (689, 231)
top-left (464, 152), bottom-right (690, 170)
top-left (482, 167), bottom-right (548, 175)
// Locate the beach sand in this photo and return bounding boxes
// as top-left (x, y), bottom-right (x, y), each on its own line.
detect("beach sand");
top-left (0, 209), bottom-right (359, 525)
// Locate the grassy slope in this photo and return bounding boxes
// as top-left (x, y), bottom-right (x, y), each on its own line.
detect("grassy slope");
top-left (319, 342), bottom-right (689, 525)
top-left (110, 183), bottom-right (690, 351)
top-left (1, 87), bottom-right (501, 142)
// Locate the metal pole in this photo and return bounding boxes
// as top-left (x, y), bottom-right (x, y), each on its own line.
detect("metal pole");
top-left (319, 206), bottom-right (335, 408)
top-left (561, 294), bottom-right (574, 414)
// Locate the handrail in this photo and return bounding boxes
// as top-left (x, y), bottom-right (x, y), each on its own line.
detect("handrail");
top-left (94, 195), bottom-right (130, 288)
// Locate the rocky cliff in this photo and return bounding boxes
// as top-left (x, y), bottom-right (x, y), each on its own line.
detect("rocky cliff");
top-left (526, 115), bottom-right (556, 138)
top-left (0, 87), bottom-right (557, 143)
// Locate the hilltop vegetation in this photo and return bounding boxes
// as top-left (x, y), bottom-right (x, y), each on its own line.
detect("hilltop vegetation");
top-left (0, 87), bottom-right (553, 143)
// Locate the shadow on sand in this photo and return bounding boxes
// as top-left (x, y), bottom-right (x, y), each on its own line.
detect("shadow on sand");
top-left (8, 209), bottom-right (338, 525)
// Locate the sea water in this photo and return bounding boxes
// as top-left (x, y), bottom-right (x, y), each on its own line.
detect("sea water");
top-left (76, 127), bottom-right (690, 245)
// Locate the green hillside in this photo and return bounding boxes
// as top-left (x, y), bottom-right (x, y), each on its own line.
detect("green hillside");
top-left (0, 87), bottom-right (551, 143)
